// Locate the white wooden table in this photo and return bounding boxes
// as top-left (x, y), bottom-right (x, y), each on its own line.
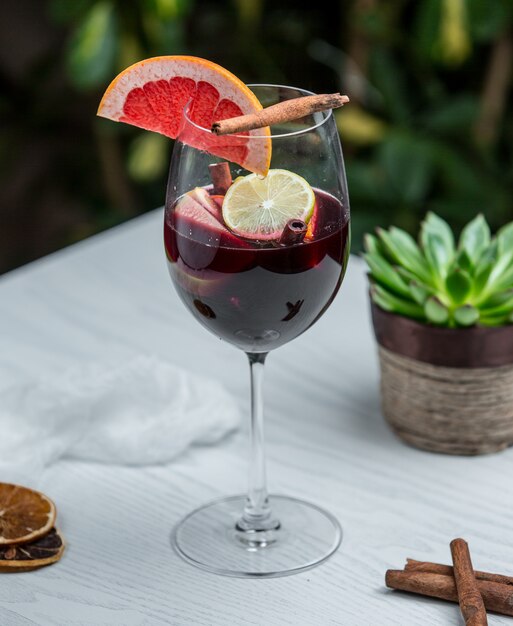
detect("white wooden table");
top-left (1, 209), bottom-right (512, 625)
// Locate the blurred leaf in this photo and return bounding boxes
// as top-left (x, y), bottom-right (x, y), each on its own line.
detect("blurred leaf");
top-left (424, 296), bottom-right (449, 324)
top-left (377, 133), bottom-right (434, 205)
top-left (437, 0), bottom-right (471, 65)
top-left (50, 0), bottom-right (93, 22)
top-left (128, 133), bottom-right (168, 182)
top-left (370, 47), bottom-right (410, 123)
top-left (434, 144), bottom-right (495, 204)
top-left (118, 33), bottom-right (144, 71)
top-left (458, 214), bottom-right (491, 263)
top-left (345, 162), bottom-right (390, 206)
top-left (446, 268), bottom-right (472, 304)
top-left (144, 0), bottom-right (191, 19)
top-left (336, 107), bottom-right (388, 146)
top-left (454, 304), bottom-right (479, 326)
top-left (423, 95), bottom-right (478, 134)
top-left (232, 0), bottom-right (263, 26)
top-left (67, 1), bottom-right (118, 90)
top-left (414, 0), bottom-right (443, 62)
top-left (142, 10), bottom-right (186, 51)
top-left (467, 0), bottom-right (513, 41)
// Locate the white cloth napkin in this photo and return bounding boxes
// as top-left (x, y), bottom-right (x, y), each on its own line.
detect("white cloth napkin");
top-left (0, 355), bottom-right (240, 480)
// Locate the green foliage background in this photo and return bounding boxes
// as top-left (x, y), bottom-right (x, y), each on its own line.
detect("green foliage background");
top-left (1, 0), bottom-right (512, 273)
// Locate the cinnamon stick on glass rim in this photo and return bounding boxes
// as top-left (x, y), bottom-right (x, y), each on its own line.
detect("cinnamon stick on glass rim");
top-left (211, 93), bottom-right (349, 135)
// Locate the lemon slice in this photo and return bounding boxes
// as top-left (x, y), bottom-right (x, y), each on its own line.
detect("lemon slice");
top-left (222, 169), bottom-right (315, 240)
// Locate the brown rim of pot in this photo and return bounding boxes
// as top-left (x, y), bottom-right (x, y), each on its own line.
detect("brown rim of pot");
top-left (370, 301), bottom-right (513, 368)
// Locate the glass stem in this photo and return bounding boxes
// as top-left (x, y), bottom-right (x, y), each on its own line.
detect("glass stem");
top-left (238, 352), bottom-right (280, 533)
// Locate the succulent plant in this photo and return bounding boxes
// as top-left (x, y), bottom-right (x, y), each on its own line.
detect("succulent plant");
top-left (364, 212), bottom-right (513, 327)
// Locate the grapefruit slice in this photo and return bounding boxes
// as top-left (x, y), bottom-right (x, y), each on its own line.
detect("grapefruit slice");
top-left (98, 56), bottom-right (271, 176)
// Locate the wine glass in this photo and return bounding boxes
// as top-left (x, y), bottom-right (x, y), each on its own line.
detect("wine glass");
top-left (164, 84), bottom-right (350, 578)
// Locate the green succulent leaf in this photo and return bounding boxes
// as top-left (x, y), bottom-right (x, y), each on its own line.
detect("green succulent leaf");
top-left (458, 214), bottom-right (491, 264)
top-left (377, 227), bottom-right (432, 284)
top-left (478, 293), bottom-right (513, 317)
top-left (363, 233), bottom-right (382, 255)
top-left (473, 263), bottom-right (495, 299)
top-left (453, 305), bottom-right (479, 327)
top-left (423, 232), bottom-right (452, 279)
top-left (479, 314), bottom-right (512, 327)
top-left (497, 222), bottom-right (513, 258)
top-left (475, 239), bottom-right (498, 273)
top-left (424, 296), bottom-right (449, 325)
top-left (480, 289), bottom-right (513, 310)
top-left (454, 248), bottom-right (474, 274)
top-left (487, 262), bottom-right (513, 293)
top-left (445, 268), bottom-right (472, 304)
top-left (371, 284), bottom-right (425, 320)
top-left (395, 266), bottom-right (421, 284)
top-left (421, 212), bottom-right (455, 260)
top-left (484, 250), bottom-right (513, 290)
top-left (409, 281), bottom-right (432, 305)
top-left (363, 253), bottom-right (411, 298)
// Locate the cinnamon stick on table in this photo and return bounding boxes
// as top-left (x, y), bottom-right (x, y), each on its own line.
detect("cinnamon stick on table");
top-left (211, 93), bottom-right (349, 136)
top-left (386, 569), bottom-right (513, 617)
top-left (406, 558), bottom-right (513, 586)
top-left (450, 538), bottom-right (488, 625)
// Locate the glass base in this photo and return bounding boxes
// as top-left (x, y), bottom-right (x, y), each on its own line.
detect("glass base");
top-left (171, 494), bottom-right (342, 578)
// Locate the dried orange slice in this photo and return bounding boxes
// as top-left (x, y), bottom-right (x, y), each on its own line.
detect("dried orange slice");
top-left (0, 528), bottom-right (64, 571)
top-left (0, 483), bottom-right (56, 546)
top-left (98, 56), bottom-right (271, 176)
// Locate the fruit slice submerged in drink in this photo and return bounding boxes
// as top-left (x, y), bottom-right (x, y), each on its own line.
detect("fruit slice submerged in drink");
top-left (97, 56), bottom-right (271, 175)
top-left (166, 189), bottom-right (253, 275)
top-left (189, 187), bottom-right (223, 221)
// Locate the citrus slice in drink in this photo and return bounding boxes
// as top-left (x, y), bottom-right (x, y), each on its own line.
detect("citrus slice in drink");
top-left (222, 169), bottom-right (315, 240)
top-left (0, 483), bottom-right (56, 546)
top-left (97, 56), bottom-right (271, 176)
